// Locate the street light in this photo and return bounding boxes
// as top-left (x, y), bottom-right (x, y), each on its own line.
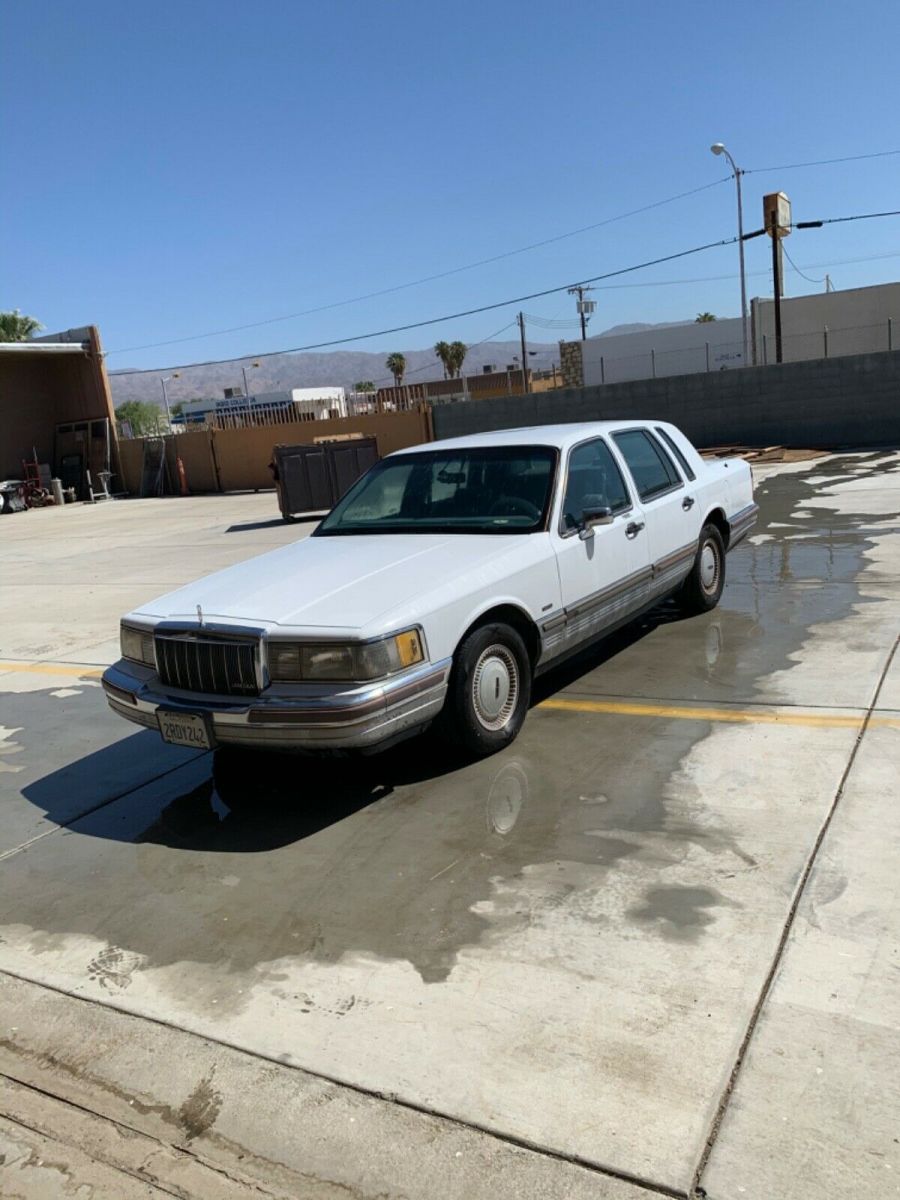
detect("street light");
top-left (160, 372), bottom-right (180, 428)
top-left (711, 142), bottom-right (749, 365)
top-left (242, 360), bottom-right (260, 400)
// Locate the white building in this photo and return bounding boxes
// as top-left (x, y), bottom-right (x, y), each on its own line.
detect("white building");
top-left (176, 386), bottom-right (347, 425)
top-left (577, 281), bottom-right (900, 387)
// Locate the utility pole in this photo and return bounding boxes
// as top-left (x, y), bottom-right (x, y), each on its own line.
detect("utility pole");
top-left (764, 192), bottom-right (790, 364)
top-left (771, 228), bottom-right (784, 363)
top-left (517, 312), bottom-right (530, 393)
top-left (567, 285), bottom-right (596, 340)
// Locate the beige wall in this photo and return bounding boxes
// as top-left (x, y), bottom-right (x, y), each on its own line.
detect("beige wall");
top-left (118, 408), bottom-right (433, 495)
top-left (753, 281), bottom-right (900, 363)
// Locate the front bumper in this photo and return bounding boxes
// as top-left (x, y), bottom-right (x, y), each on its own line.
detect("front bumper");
top-left (101, 657), bottom-right (452, 752)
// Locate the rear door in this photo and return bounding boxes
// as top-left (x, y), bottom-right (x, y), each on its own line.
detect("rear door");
top-left (547, 436), bottom-right (651, 662)
top-left (610, 428), bottom-right (703, 597)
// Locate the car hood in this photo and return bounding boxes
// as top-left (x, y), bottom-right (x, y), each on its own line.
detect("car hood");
top-left (132, 533), bottom-right (539, 632)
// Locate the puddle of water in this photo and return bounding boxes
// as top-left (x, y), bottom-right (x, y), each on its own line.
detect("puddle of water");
top-left (2, 455), bottom-right (897, 991)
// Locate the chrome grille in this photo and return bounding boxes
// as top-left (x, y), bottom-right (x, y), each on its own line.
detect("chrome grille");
top-left (155, 634), bottom-right (259, 697)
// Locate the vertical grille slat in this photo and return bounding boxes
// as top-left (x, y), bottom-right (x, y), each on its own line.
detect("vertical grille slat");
top-left (154, 634), bottom-right (259, 697)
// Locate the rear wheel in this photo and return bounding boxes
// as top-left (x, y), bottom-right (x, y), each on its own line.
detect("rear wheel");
top-left (438, 622), bottom-right (532, 758)
top-left (679, 523), bottom-right (726, 614)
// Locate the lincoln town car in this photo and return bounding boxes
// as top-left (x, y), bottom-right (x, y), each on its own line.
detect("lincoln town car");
top-left (102, 421), bottom-right (757, 757)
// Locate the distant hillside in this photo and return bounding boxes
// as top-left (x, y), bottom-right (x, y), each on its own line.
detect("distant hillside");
top-left (599, 320), bottom-right (693, 337)
top-left (108, 319), bottom-right (694, 408)
top-left (109, 340), bottom-right (561, 408)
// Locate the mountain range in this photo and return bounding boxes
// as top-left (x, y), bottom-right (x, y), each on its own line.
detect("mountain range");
top-left (107, 322), bottom-right (689, 408)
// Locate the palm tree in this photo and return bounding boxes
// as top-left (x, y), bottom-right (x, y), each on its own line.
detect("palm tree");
top-left (447, 341), bottom-right (467, 378)
top-left (0, 309), bottom-right (43, 341)
top-left (354, 380), bottom-right (376, 393)
top-left (695, 312), bottom-right (717, 323)
top-left (385, 352), bottom-right (406, 387)
top-left (434, 341), bottom-right (451, 379)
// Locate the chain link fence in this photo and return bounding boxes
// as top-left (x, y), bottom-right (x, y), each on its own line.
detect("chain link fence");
top-left (585, 318), bottom-right (897, 386)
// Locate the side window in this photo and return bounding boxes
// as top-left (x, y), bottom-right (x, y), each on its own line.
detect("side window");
top-left (612, 429), bottom-right (681, 501)
top-left (561, 439), bottom-right (630, 531)
top-left (655, 427), bottom-right (696, 481)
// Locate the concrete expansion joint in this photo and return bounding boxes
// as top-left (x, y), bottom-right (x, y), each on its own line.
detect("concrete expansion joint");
top-left (688, 631), bottom-right (900, 1198)
top-left (0, 1068), bottom-right (292, 1200)
top-left (0, 1108), bottom-right (185, 1200)
top-left (0, 1012), bottom-right (687, 1200)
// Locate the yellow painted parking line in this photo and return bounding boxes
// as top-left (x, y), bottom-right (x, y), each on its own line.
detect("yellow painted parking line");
top-left (2, 661), bottom-right (897, 731)
top-left (0, 661), bottom-right (104, 678)
top-left (539, 696), bottom-right (900, 731)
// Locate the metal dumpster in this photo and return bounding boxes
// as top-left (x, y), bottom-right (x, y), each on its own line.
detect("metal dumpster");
top-left (272, 437), bottom-right (379, 522)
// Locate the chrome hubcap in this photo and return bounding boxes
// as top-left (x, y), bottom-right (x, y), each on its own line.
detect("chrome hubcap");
top-left (472, 644), bottom-right (519, 731)
top-left (700, 540), bottom-right (720, 594)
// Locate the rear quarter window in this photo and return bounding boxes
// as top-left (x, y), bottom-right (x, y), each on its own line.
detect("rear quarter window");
top-left (612, 429), bottom-right (682, 501)
top-left (655, 427), bottom-right (696, 481)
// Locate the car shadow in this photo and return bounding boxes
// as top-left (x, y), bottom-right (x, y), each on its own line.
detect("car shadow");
top-left (532, 597), bottom-right (690, 703)
top-left (21, 603), bottom-right (683, 855)
top-left (224, 518), bottom-right (291, 532)
top-left (21, 725), bottom-right (473, 854)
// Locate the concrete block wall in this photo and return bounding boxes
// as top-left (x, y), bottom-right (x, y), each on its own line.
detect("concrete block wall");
top-left (432, 348), bottom-right (900, 448)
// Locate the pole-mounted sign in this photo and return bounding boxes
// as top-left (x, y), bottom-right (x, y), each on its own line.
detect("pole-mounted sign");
top-left (763, 192), bottom-right (791, 363)
top-left (763, 191), bottom-right (792, 239)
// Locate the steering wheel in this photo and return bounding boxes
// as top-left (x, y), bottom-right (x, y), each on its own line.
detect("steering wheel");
top-left (488, 496), bottom-right (542, 521)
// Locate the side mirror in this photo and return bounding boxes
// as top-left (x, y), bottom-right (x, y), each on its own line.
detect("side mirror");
top-left (578, 505), bottom-right (614, 539)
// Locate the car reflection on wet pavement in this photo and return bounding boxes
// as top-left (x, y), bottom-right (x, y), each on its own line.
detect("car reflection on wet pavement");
top-left (1, 451), bottom-right (898, 1193)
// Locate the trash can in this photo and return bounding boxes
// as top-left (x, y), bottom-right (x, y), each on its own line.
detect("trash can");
top-left (272, 437), bottom-right (379, 522)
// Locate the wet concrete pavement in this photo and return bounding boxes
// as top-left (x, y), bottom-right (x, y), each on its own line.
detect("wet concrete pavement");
top-left (1, 457), bottom-right (898, 1199)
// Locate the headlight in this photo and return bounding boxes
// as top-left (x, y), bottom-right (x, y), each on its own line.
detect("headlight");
top-left (121, 623), bottom-right (156, 667)
top-left (269, 629), bottom-right (424, 682)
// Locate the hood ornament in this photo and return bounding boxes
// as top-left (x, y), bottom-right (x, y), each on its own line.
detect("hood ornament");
top-left (197, 604), bottom-right (204, 627)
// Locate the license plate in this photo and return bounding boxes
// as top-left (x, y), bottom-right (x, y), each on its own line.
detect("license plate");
top-left (158, 710), bottom-right (213, 750)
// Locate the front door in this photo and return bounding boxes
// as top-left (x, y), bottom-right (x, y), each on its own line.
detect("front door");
top-left (546, 436), bottom-right (652, 664)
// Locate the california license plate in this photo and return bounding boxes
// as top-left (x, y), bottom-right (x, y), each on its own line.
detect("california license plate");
top-left (158, 710), bottom-right (213, 750)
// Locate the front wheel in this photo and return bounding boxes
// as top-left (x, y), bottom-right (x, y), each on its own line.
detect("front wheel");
top-left (437, 622), bottom-right (532, 758)
top-left (679, 523), bottom-right (726, 614)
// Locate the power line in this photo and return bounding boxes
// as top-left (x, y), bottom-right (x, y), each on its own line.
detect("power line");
top-left (110, 210), bottom-right (900, 377)
top-left (745, 148), bottom-right (900, 174)
top-left (782, 243), bottom-right (826, 285)
top-left (589, 250), bottom-right (900, 290)
top-left (107, 177), bottom-right (732, 357)
top-left (111, 235), bottom-right (739, 376)
top-left (105, 149), bottom-right (900, 359)
top-left (815, 209), bottom-right (900, 226)
top-left (522, 312), bottom-right (584, 329)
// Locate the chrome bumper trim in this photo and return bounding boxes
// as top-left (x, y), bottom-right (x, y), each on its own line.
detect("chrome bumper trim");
top-left (102, 657), bottom-right (452, 750)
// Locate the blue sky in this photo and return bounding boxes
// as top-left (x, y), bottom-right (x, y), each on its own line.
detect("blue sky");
top-left (3, 0), bottom-right (899, 373)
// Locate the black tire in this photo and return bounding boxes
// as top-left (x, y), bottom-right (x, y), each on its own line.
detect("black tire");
top-left (437, 622), bottom-right (532, 758)
top-left (679, 522), bottom-right (726, 614)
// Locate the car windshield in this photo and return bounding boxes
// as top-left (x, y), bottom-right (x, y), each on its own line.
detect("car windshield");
top-left (314, 445), bottom-right (557, 536)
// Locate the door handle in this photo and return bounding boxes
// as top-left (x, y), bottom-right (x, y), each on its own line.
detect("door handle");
top-left (682, 496), bottom-right (695, 510)
top-left (625, 521), bottom-right (645, 538)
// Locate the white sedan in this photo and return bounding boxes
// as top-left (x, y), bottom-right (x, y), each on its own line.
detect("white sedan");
top-left (103, 421), bottom-right (757, 757)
